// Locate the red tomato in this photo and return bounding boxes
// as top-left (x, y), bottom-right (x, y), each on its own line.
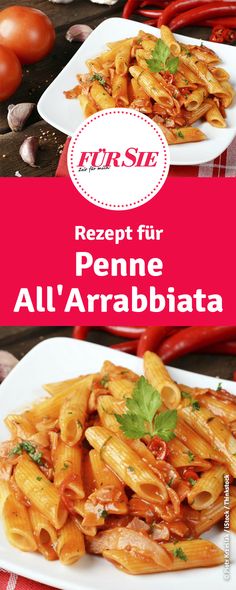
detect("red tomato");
top-left (148, 436), bottom-right (168, 460)
top-left (0, 44), bottom-right (22, 101)
top-left (182, 468), bottom-right (199, 482)
top-left (0, 6), bottom-right (55, 65)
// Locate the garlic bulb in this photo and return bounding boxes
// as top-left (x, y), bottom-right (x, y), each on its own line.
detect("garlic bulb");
top-left (19, 136), bottom-right (39, 168)
top-left (7, 103), bottom-right (35, 132)
top-left (0, 351), bottom-right (18, 383)
top-left (66, 24), bottom-right (93, 42)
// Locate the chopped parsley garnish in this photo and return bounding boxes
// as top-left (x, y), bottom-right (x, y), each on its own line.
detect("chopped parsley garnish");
top-left (167, 476), bottom-right (174, 487)
top-left (100, 375), bottom-right (109, 387)
top-left (187, 451), bottom-right (195, 462)
top-left (62, 462), bottom-right (70, 470)
top-left (115, 376), bottom-right (177, 441)
top-left (127, 465), bottom-right (135, 473)
top-left (9, 441), bottom-right (43, 465)
top-left (181, 391), bottom-right (200, 411)
top-left (177, 130), bottom-right (184, 138)
top-left (189, 477), bottom-right (197, 486)
top-left (217, 382), bottom-right (222, 391)
top-left (173, 547), bottom-right (188, 561)
top-left (192, 400), bottom-right (200, 411)
top-left (36, 476), bottom-right (42, 481)
top-left (90, 73), bottom-right (106, 86)
top-left (147, 39), bottom-right (179, 74)
top-left (99, 509), bottom-right (108, 519)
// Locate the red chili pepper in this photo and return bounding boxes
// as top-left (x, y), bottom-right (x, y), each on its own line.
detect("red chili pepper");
top-left (136, 8), bottom-right (163, 17)
top-left (111, 339), bottom-right (139, 354)
top-left (144, 18), bottom-right (159, 25)
top-left (169, 3), bottom-right (236, 32)
top-left (148, 436), bottom-right (168, 460)
top-left (137, 326), bottom-right (173, 357)
top-left (103, 326), bottom-right (145, 338)
top-left (203, 16), bottom-right (236, 26)
top-left (123, 0), bottom-right (141, 19)
top-left (158, 0), bottom-right (221, 26)
top-left (182, 468), bottom-right (199, 482)
top-left (140, 0), bottom-right (169, 7)
top-left (210, 25), bottom-right (236, 41)
top-left (157, 327), bottom-right (236, 363)
top-left (233, 371), bottom-right (236, 381)
top-left (72, 326), bottom-right (89, 340)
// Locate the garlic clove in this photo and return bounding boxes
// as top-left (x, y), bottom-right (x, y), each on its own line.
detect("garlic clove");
top-left (0, 351), bottom-right (18, 383)
top-left (7, 103), bottom-right (35, 132)
top-left (19, 136), bottom-right (39, 168)
top-left (66, 24), bottom-right (93, 43)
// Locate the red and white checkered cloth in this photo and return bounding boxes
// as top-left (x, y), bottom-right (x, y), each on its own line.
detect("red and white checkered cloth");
top-left (0, 569), bottom-right (56, 590)
top-left (55, 136), bottom-right (236, 177)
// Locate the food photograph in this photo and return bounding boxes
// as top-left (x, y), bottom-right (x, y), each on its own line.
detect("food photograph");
top-left (0, 325), bottom-right (236, 590)
top-left (0, 0), bottom-right (236, 177)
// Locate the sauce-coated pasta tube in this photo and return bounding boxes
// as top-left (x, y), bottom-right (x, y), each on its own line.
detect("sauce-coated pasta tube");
top-left (14, 455), bottom-right (68, 529)
top-left (54, 439), bottom-right (84, 498)
top-left (160, 125), bottom-right (206, 144)
top-left (175, 416), bottom-right (223, 461)
top-left (112, 74), bottom-right (129, 107)
top-left (184, 87), bottom-right (207, 111)
top-left (161, 25), bottom-right (180, 57)
top-left (187, 465), bottom-right (225, 510)
top-left (103, 539), bottom-right (224, 573)
top-left (90, 81), bottom-right (115, 109)
top-left (129, 65), bottom-right (173, 109)
top-left (85, 426), bottom-right (168, 504)
top-left (205, 102), bottom-right (226, 128)
top-left (144, 352), bottom-right (181, 409)
top-left (115, 42), bottom-right (131, 75)
top-left (29, 506), bottom-right (57, 561)
top-left (3, 493), bottom-right (37, 552)
top-left (107, 378), bottom-right (135, 400)
top-left (57, 518), bottom-right (85, 565)
top-left (180, 53), bottom-right (226, 96)
top-left (59, 377), bottom-right (92, 445)
top-left (4, 414), bottom-right (36, 438)
top-left (79, 95), bottom-right (97, 119)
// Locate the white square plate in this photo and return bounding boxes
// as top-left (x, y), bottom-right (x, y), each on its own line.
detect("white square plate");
top-left (0, 337), bottom-right (235, 589)
top-left (38, 17), bottom-right (236, 166)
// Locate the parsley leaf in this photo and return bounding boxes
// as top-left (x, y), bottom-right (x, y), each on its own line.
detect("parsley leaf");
top-left (147, 39), bottom-right (179, 74)
top-left (100, 374), bottom-right (109, 387)
top-left (90, 73), bottom-right (106, 86)
top-left (217, 382), bottom-right (222, 391)
top-left (177, 130), bottom-right (184, 138)
top-left (115, 412), bottom-right (147, 440)
top-left (10, 441), bottom-right (43, 465)
top-left (187, 451), bottom-right (195, 462)
top-left (181, 391), bottom-right (200, 412)
top-left (173, 547), bottom-right (188, 561)
top-left (192, 400), bottom-right (200, 411)
top-left (99, 509), bottom-right (108, 519)
top-left (115, 377), bottom-right (177, 441)
top-left (153, 410), bottom-right (177, 442)
top-left (189, 477), bottom-right (197, 486)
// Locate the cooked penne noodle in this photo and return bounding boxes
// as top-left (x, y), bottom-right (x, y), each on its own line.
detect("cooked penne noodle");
top-left (103, 539), bottom-right (224, 573)
top-left (210, 67), bottom-right (230, 81)
top-left (107, 378), bottom-right (135, 400)
top-left (175, 416), bottom-right (223, 462)
top-left (90, 81), bottom-right (115, 109)
top-left (160, 125), bottom-right (207, 144)
top-left (220, 80), bottom-right (235, 108)
top-left (43, 376), bottom-right (85, 396)
top-left (180, 406), bottom-right (236, 477)
top-left (187, 465), bottom-right (225, 510)
top-left (184, 87), bottom-right (207, 111)
top-left (59, 376), bottom-right (92, 445)
top-left (144, 352), bottom-right (181, 409)
top-left (115, 42), bottom-right (131, 75)
top-left (205, 101), bottom-right (226, 128)
top-left (0, 479), bottom-right (10, 513)
top-left (168, 437), bottom-right (211, 472)
top-left (85, 426), bottom-right (168, 504)
top-left (199, 394), bottom-right (236, 423)
top-left (3, 493), bottom-right (37, 552)
top-left (161, 25), bottom-right (180, 57)
top-left (53, 439), bottom-right (84, 498)
top-left (79, 95), bottom-right (97, 119)
top-left (89, 449), bottom-right (123, 489)
top-left (57, 518), bottom-right (85, 565)
top-left (129, 65), bottom-right (173, 109)
top-left (29, 506), bottom-right (58, 560)
top-left (112, 73), bottom-right (129, 107)
top-left (4, 413), bottom-right (36, 438)
top-left (14, 455), bottom-right (68, 529)
top-left (195, 493), bottom-right (236, 535)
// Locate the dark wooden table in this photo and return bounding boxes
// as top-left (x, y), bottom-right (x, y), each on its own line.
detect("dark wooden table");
top-left (0, 0), bottom-right (212, 178)
top-left (1, 326), bottom-right (236, 382)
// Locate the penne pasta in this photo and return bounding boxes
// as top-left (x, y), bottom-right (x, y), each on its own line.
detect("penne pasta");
top-left (144, 352), bottom-right (181, 409)
top-left (14, 455), bottom-right (68, 529)
top-left (187, 465), bottom-right (225, 510)
top-left (161, 25), bottom-right (181, 57)
top-left (129, 65), bottom-right (173, 109)
top-left (53, 439), bottom-right (84, 499)
top-left (59, 376), bottom-right (92, 445)
top-left (205, 101), bottom-right (226, 128)
top-left (57, 518), bottom-right (85, 565)
top-left (29, 506), bottom-right (58, 560)
top-left (3, 493), bottom-right (37, 552)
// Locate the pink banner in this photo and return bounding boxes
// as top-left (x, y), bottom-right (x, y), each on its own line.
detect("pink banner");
top-left (0, 177), bottom-right (233, 325)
